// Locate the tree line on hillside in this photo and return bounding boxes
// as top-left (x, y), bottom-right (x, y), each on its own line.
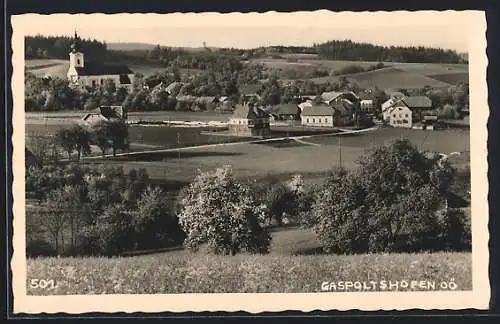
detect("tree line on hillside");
top-left (26, 138), bottom-right (471, 258)
top-left (26, 34), bottom-right (466, 64)
top-left (25, 35), bottom-right (107, 60)
top-left (114, 41), bottom-right (466, 64)
top-left (314, 40), bottom-right (467, 64)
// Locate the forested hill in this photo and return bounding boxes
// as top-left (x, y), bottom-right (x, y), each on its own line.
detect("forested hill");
top-left (314, 40), bottom-right (467, 64)
top-left (25, 35), bottom-right (467, 64)
top-left (25, 35), bottom-right (107, 60)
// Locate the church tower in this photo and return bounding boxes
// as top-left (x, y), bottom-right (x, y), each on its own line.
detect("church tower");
top-left (69, 31), bottom-right (84, 68)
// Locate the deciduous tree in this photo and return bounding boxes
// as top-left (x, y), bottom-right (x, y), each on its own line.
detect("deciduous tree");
top-left (177, 166), bottom-right (271, 255)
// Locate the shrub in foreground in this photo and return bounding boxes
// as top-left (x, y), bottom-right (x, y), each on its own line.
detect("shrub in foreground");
top-left (309, 139), bottom-right (470, 254)
top-left (177, 166), bottom-right (271, 255)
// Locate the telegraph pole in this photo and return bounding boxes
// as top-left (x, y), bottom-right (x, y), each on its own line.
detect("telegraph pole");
top-left (177, 131), bottom-right (181, 171)
top-left (338, 134), bottom-right (342, 168)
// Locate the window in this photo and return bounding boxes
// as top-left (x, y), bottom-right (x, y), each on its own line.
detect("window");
top-left (100, 79), bottom-right (104, 85)
top-left (393, 114), bottom-right (396, 118)
top-left (403, 120), bottom-right (408, 124)
top-left (92, 80), bottom-right (96, 86)
top-left (312, 118), bottom-right (316, 123)
top-left (306, 118), bottom-right (309, 123)
top-left (405, 114), bottom-right (409, 118)
top-left (77, 59), bottom-right (81, 65)
top-left (324, 118), bottom-right (328, 123)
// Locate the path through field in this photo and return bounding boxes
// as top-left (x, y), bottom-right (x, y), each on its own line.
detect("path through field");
top-left (80, 126), bottom-right (380, 160)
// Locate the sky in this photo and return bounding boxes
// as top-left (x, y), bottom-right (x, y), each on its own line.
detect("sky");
top-left (13, 10), bottom-right (478, 52)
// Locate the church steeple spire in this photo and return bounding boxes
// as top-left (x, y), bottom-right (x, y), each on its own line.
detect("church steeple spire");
top-left (70, 29), bottom-right (83, 53)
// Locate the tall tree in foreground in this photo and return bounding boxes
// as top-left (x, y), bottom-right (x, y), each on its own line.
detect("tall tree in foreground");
top-left (177, 166), bottom-right (271, 255)
top-left (310, 139), bottom-right (463, 254)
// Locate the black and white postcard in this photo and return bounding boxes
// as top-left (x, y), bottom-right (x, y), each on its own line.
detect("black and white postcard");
top-left (10, 10), bottom-right (490, 313)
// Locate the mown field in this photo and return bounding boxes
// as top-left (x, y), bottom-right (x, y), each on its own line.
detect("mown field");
top-left (252, 58), bottom-right (468, 89)
top-left (75, 127), bottom-right (469, 183)
top-left (26, 116), bottom-right (470, 184)
top-left (25, 59), bottom-right (195, 78)
top-left (27, 246), bottom-right (472, 294)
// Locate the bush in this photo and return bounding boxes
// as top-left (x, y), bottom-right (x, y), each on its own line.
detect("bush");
top-left (264, 182), bottom-right (299, 225)
top-left (132, 186), bottom-right (185, 249)
top-left (437, 208), bottom-right (471, 251)
top-left (26, 239), bottom-right (57, 258)
top-left (80, 203), bottom-right (135, 256)
top-left (177, 166), bottom-right (271, 255)
top-left (311, 168), bottom-right (369, 254)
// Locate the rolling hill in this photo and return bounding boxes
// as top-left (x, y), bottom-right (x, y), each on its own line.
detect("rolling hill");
top-left (25, 56), bottom-right (468, 90)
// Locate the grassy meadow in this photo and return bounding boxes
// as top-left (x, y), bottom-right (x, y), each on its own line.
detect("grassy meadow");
top-left (27, 249), bottom-right (472, 294)
top-left (26, 227), bottom-right (472, 295)
top-left (251, 57), bottom-right (468, 88)
top-left (25, 115), bottom-right (470, 185)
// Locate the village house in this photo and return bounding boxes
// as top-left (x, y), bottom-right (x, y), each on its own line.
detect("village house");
top-left (388, 105), bottom-right (413, 128)
top-left (266, 103), bottom-right (301, 120)
top-left (301, 100), bottom-right (354, 127)
top-left (400, 96), bottom-right (433, 120)
top-left (382, 96), bottom-right (432, 122)
top-left (228, 104), bottom-right (270, 138)
top-left (301, 105), bottom-right (336, 127)
top-left (81, 105), bottom-right (127, 126)
top-left (67, 32), bottom-right (134, 91)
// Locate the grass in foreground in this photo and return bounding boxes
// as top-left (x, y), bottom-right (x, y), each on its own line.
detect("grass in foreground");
top-left (27, 251), bottom-right (471, 295)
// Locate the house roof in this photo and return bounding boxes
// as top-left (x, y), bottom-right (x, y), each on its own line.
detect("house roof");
top-left (382, 98), bottom-right (400, 111)
top-left (320, 91), bottom-right (341, 103)
top-left (388, 105), bottom-right (412, 114)
top-left (331, 100), bottom-right (354, 115)
top-left (176, 95), bottom-right (197, 102)
top-left (75, 61), bottom-right (134, 76)
top-left (401, 96), bottom-right (432, 108)
top-left (301, 104), bottom-right (334, 116)
top-left (231, 104), bottom-right (270, 119)
top-left (298, 101), bottom-right (313, 111)
top-left (267, 103), bottom-right (299, 116)
top-left (98, 106), bottom-right (125, 119)
top-left (165, 81), bottom-right (183, 94)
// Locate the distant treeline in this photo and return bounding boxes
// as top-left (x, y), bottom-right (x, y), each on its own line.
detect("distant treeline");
top-left (314, 40), bottom-right (467, 64)
top-left (26, 35), bottom-right (467, 65)
top-left (25, 35), bottom-right (107, 60)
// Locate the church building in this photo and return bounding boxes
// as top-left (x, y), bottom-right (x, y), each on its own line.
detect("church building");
top-left (67, 32), bottom-right (134, 91)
